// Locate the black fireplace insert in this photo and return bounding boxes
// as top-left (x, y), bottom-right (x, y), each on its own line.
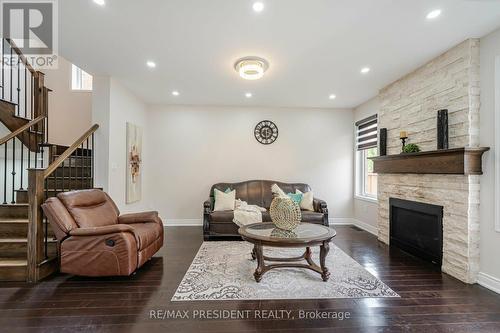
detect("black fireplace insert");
top-left (389, 198), bottom-right (443, 266)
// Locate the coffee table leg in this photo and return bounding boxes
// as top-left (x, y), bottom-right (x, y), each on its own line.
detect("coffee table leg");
top-left (304, 247), bottom-right (314, 266)
top-left (253, 244), bottom-right (264, 283)
top-left (251, 245), bottom-right (257, 260)
top-left (320, 241), bottom-right (331, 282)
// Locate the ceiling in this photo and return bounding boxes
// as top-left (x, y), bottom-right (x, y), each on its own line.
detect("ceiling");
top-left (59, 0), bottom-right (500, 108)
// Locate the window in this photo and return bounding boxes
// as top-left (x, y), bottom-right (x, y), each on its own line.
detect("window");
top-left (71, 64), bottom-right (93, 91)
top-left (355, 115), bottom-right (378, 201)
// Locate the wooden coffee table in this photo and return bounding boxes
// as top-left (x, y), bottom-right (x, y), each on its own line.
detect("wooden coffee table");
top-left (238, 222), bottom-right (336, 282)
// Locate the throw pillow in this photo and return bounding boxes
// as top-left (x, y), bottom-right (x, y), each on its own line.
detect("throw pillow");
top-left (287, 193), bottom-right (303, 205)
top-left (296, 189), bottom-right (314, 211)
top-left (271, 184), bottom-right (287, 198)
top-left (214, 188), bottom-right (236, 211)
top-left (224, 188), bottom-right (232, 194)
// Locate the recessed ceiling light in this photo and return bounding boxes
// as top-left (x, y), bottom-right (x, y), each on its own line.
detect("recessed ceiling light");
top-left (93, 0), bottom-right (105, 6)
top-left (361, 67), bottom-right (371, 74)
top-left (245, 92), bottom-right (253, 98)
top-left (253, 2), bottom-right (264, 12)
top-left (172, 91), bottom-right (180, 96)
top-left (329, 94), bottom-right (337, 100)
top-left (146, 61), bottom-right (156, 68)
top-left (426, 9), bottom-right (442, 19)
top-left (234, 56), bottom-right (270, 80)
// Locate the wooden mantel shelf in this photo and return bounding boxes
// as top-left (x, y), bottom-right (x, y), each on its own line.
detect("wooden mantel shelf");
top-left (370, 147), bottom-right (490, 175)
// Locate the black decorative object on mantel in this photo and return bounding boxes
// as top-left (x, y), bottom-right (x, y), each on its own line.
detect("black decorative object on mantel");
top-left (379, 128), bottom-right (387, 156)
top-left (437, 109), bottom-right (449, 150)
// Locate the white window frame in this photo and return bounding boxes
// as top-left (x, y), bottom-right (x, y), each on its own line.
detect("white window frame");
top-left (71, 64), bottom-right (93, 91)
top-left (495, 56), bottom-right (500, 232)
top-left (355, 148), bottom-right (378, 203)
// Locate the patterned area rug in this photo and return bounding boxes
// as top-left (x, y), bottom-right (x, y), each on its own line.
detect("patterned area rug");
top-left (172, 242), bottom-right (399, 301)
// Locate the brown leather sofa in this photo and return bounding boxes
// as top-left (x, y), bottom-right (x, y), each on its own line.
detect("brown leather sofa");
top-left (203, 180), bottom-right (328, 240)
top-left (42, 189), bottom-right (163, 277)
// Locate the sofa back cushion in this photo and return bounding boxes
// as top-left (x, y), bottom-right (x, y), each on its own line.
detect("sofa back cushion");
top-left (57, 190), bottom-right (120, 228)
top-left (210, 180), bottom-right (311, 208)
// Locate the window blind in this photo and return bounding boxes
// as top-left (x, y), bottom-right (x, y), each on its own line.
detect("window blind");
top-left (355, 114), bottom-right (378, 151)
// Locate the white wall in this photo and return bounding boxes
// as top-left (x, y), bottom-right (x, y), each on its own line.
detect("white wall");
top-left (352, 97), bottom-right (379, 233)
top-left (108, 79), bottom-right (149, 213)
top-left (91, 77), bottom-right (149, 213)
top-left (145, 105), bottom-right (354, 224)
top-left (44, 56), bottom-right (92, 145)
top-left (479, 27), bottom-right (500, 293)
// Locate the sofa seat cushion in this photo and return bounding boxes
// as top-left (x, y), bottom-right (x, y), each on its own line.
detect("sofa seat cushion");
top-left (129, 222), bottom-right (163, 250)
top-left (300, 211), bottom-right (325, 223)
top-left (209, 211), bottom-right (234, 223)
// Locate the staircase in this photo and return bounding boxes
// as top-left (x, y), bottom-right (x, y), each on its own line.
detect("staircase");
top-left (0, 38), bottom-right (98, 282)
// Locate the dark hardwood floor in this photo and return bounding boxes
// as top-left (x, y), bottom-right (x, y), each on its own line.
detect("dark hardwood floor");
top-left (1, 226), bottom-right (500, 333)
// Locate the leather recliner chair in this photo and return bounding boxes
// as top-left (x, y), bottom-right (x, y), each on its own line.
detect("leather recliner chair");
top-left (42, 189), bottom-right (163, 277)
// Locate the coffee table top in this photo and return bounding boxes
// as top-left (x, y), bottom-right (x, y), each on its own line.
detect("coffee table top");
top-left (239, 222), bottom-right (336, 246)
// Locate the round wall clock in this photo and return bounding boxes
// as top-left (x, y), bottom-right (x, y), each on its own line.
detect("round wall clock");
top-left (254, 120), bottom-right (278, 145)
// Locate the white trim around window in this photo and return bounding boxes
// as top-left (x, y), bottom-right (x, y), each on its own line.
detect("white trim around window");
top-left (495, 56), bottom-right (500, 232)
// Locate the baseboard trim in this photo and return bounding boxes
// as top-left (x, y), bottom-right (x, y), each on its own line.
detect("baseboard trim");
top-left (351, 218), bottom-right (378, 236)
top-left (164, 219), bottom-right (202, 227)
top-left (329, 218), bottom-right (378, 236)
top-left (478, 272), bottom-right (500, 295)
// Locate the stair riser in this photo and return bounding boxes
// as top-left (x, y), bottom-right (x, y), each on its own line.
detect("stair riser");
top-left (0, 223), bottom-right (27, 238)
top-left (0, 265), bottom-right (26, 281)
top-left (45, 178), bottom-right (93, 190)
top-left (0, 222), bottom-right (54, 237)
top-left (16, 190), bottom-right (62, 203)
top-left (52, 167), bottom-right (92, 178)
top-left (51, 155), bottom-right (92, 167)
top-left (0, 205), bottom-right (28, 219)
top-left (0, 242), bottom-right (57, 258)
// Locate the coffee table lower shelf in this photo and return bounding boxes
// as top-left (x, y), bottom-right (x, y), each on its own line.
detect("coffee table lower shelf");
top-left (250, 242), bottom-right (331, 282)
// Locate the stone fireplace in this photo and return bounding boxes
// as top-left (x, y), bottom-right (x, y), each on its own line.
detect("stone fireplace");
top-left (377, 39), bottom-right (482, 283)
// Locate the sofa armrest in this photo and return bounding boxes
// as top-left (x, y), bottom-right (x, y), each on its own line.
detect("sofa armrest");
top-left (204, 200), bottom-right (212, 214)
top-left (313, 198), bottom-right (328, 214)
top-left (118, 211), bottom-right (161, 225)
top-left (69, 224), bottom-right (135, 237)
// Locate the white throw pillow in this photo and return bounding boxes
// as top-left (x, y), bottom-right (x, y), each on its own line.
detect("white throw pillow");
top-left (271, 184), bottom-right (287, 198)
top-left (296, 189), bottom-right (314, 211)
top-left (214, 189), bottom-right (236, 211)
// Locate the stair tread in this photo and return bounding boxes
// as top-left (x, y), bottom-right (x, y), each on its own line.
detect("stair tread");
top-left (0, 98), bottom-right (17, 106)
top-left (0, 219), bottom-right (28, 223)
top-left (0, 259), bottom-right (27, 267)
top-left (0, 203), bottom-right (28, 207)
top-left (0, 238), bottom-right (56, 243)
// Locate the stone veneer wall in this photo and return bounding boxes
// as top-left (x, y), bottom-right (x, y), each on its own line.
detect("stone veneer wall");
top-left (377, 39), bottom-right (481, 283)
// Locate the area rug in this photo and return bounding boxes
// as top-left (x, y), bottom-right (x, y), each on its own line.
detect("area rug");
top-left (172, 242), bottom-right (399, 301)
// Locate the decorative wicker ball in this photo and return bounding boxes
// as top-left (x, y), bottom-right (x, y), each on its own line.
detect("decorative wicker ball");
top-left (269, 196), bottom-right (302, 231)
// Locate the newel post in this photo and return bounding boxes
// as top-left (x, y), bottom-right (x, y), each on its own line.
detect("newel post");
top-left (27, 168), bottom-right (45, 283)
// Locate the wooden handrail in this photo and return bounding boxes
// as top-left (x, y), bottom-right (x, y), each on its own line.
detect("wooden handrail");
top-left (43, 124), bottom-right (99, 179)
top-left (5, 38), bottom-right (38, 75)
top-left (0, 116), bottom-right (46, 146)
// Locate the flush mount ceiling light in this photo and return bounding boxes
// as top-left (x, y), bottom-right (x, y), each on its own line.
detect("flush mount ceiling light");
top-left (253, 2), bottom-right (264, 12)
top-left (234, 57), bottom-right (269, 80)
top-left (329, 94), bottom-right (337, 100)
top-left (245, 92), bottom-right (253, 98)
top-left (426, 9), bottom-right (442, 19)
top-left (93, 0), bottom-right (105, 6)
top-left (146, 61), bottom-right (156, 68)
top-left (172, 91), bottom-right (180, 96)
